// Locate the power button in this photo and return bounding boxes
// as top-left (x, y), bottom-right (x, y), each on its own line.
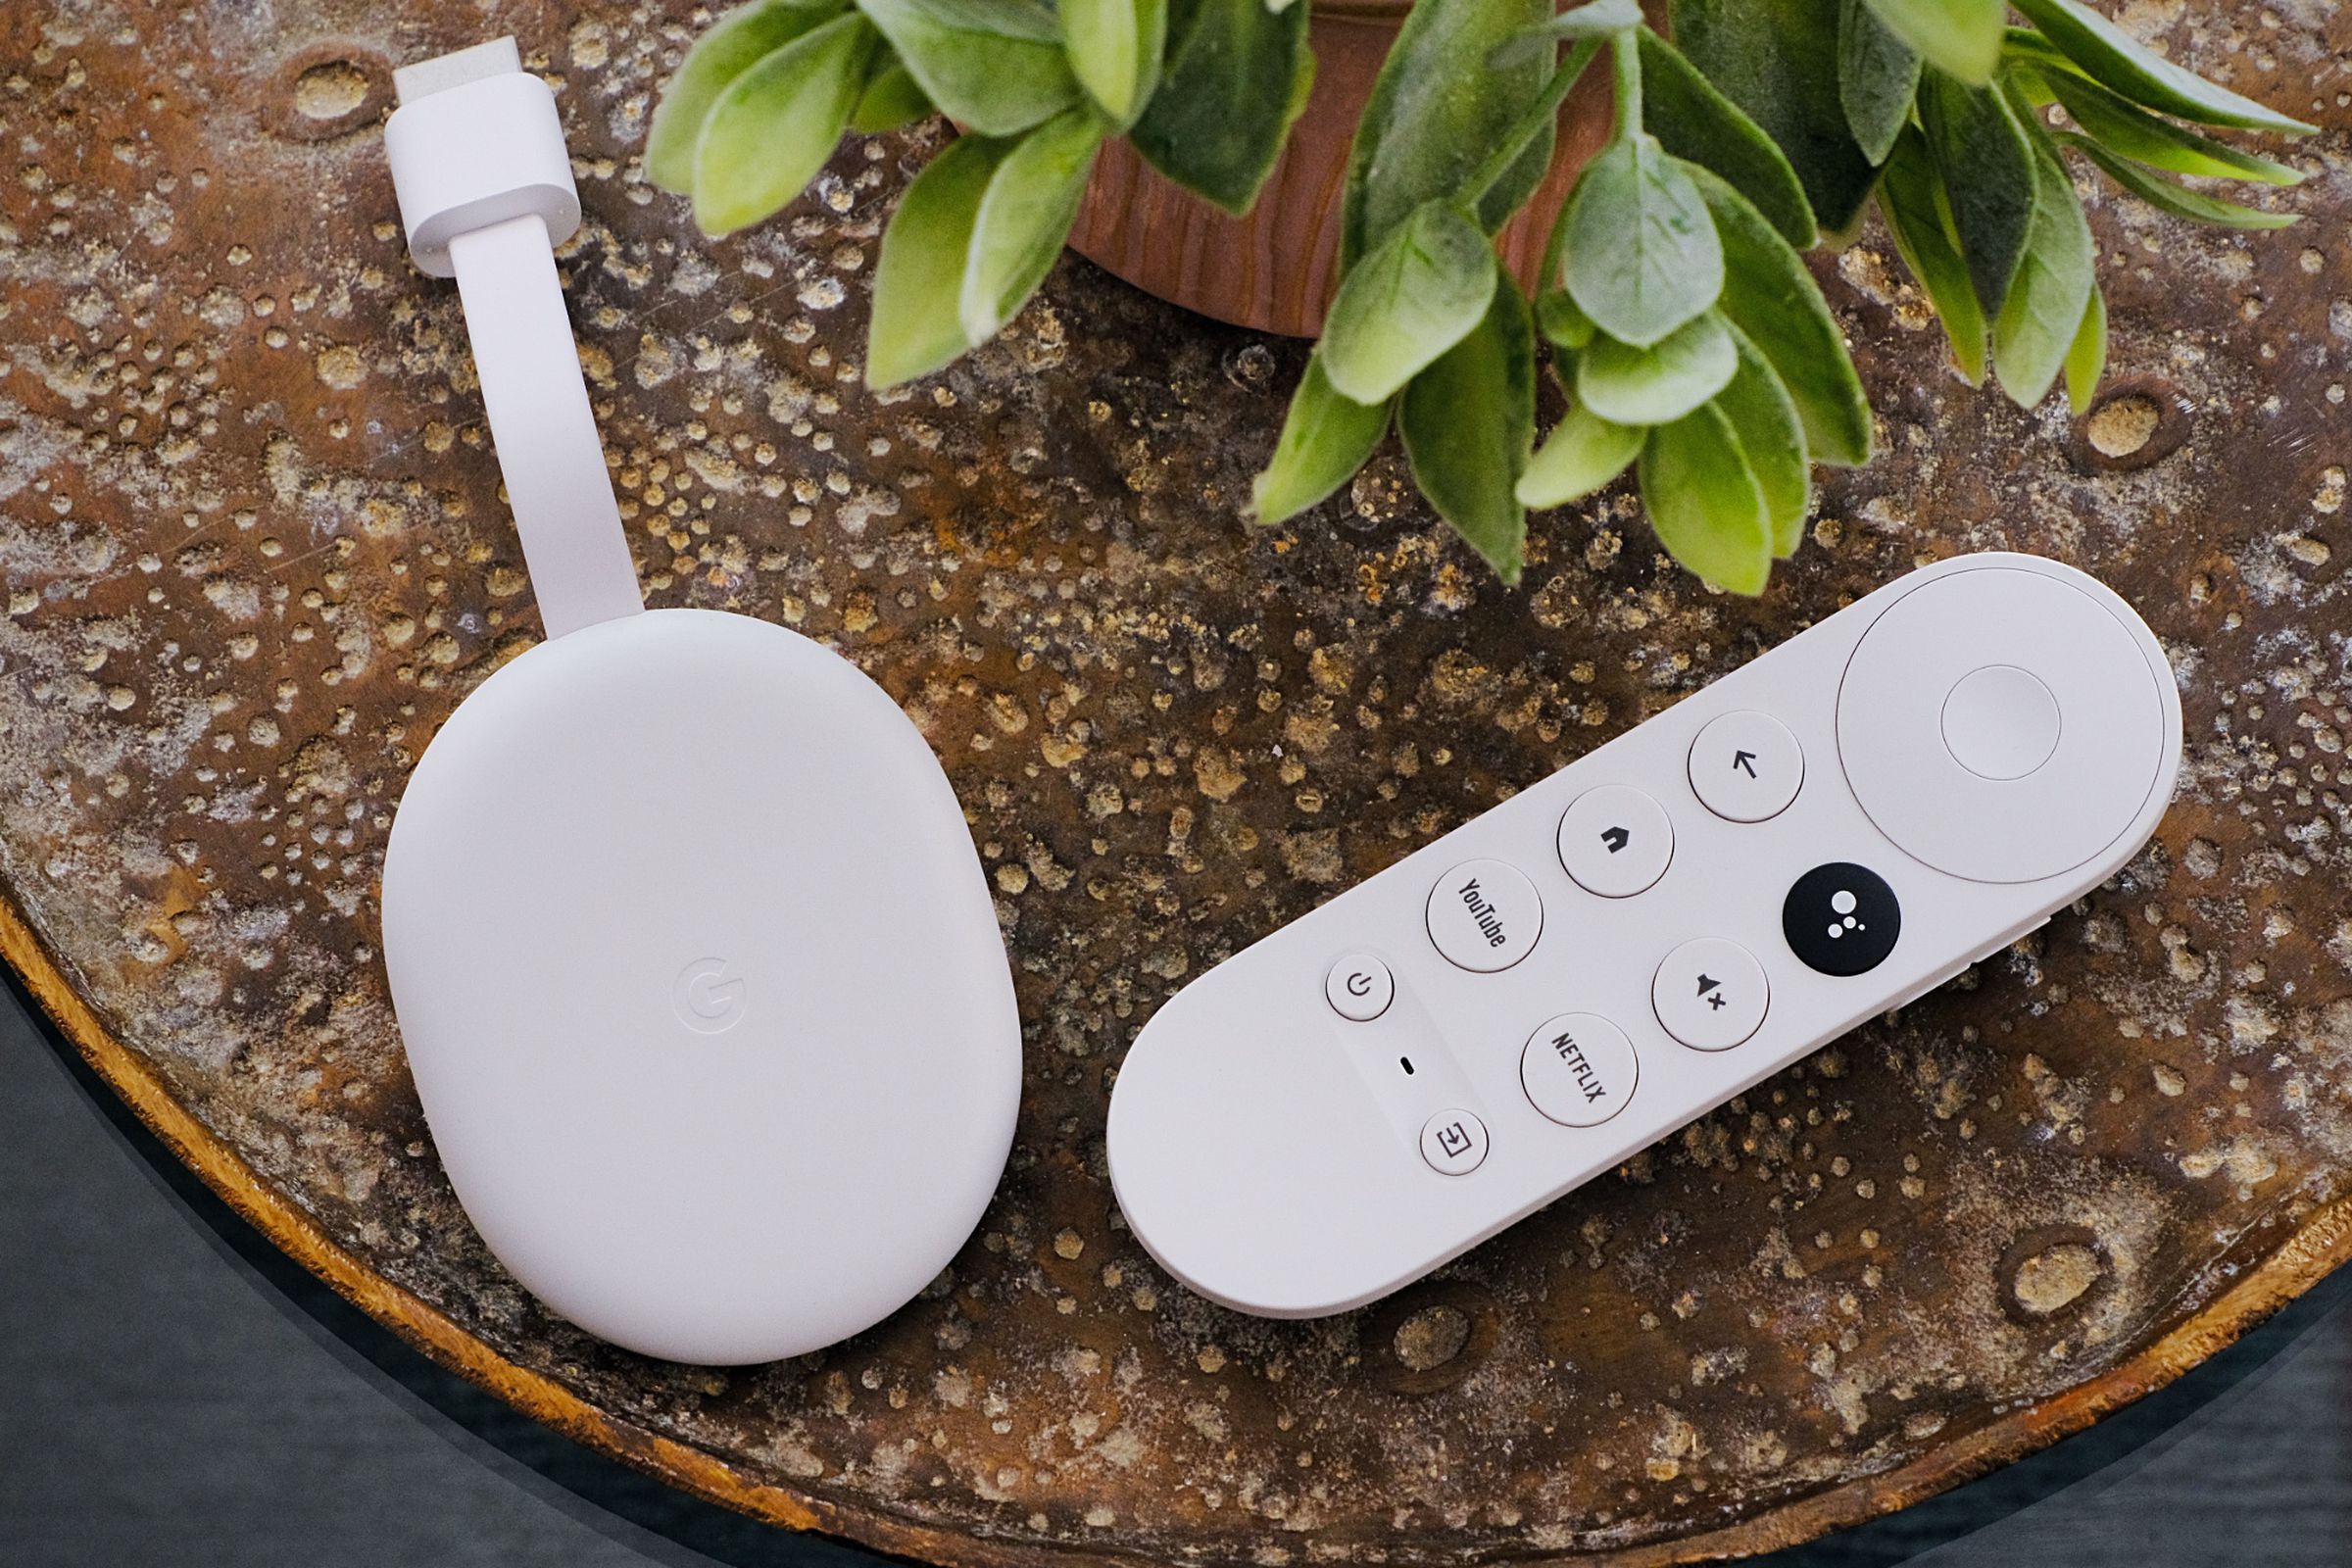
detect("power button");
top-left (1324, 953), bottom-right (1395, 1022)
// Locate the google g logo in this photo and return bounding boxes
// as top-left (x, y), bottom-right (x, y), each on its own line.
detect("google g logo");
top-left (671, 957), bottom-right (748, 1035)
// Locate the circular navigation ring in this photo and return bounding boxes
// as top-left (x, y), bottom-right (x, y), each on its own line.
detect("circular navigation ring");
top-left (1837, 565), bottom-right (2169, 885)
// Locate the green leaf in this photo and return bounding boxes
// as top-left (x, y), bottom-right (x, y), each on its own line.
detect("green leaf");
top-left (1690, 166), bottom-right (1872, 464)
top-left (1557, 135), bottom-right (1724, 348)
top-left (867, 133), bottom-right (1011, 387)
top-left (1481, 114), bottom-right (1567, 237)
top-left (1345, 0), bottom-right (1555, 265)
top-left (1878, 126), bottom-right (1988, 382)
top-left (1400, 272), bottom-right (1538, 584)
top-left (1320, 201), bottom-right (1499, 405)
top-left (1535, 194), bottom-right (1585, 385)
top-left (2065, 278), bottom-right (2106, 417)
top-left (2008, 0), bottom-right (2316, 135)
top-left (1858, 0), bottom-right (2003, 85)
top-left (1511, 0), bottom-right (1645, 46)
top-left (1713, 322), bottom-right (1810, 555)
top-left (1536, 286), bottom-right (1596, 351)
top-left (1640, 30), bottom-right (1818, 247)
top-left (1126, 0), bottom-right (1312, 214)
top-left (1060, 0), bottom-right (1166, 129)
top-left (1918, 70), bottom-right (2036, 316)
top-left (849, 55), bottom-right (935, 131)
top-left (961, 107), bottom-right (1105, 341)
top-left (1491, 0), bottom-right (1642, 71)
top-left (649, 0), bottom-right (849, 192)
top-left (1640, 402), bottom-right (1773, 593)
top-left (692, 14), bottom-right (877, 236)
top-left (2058, 130), bottom-right (2301, 229)
top-left (854, 0), bottom-right (1079, 135)
top-left (1250, 353), bottom-right (1391, 525)
top-left (1517, 403), bottom-right (1644, 508)
top-left (1838, 0), bottom-right (1921, 166)
top-left (1669, 0), bottom-right (1879, 232)
top-left (2040, 70), bottom-right (2301, 186)
top-left (1991, 134), bottom-right (2097, 409)
top-left (1577, 312), bottom-right (1739, 425)
top-left (2001, 25), bottom-right (2083, 85)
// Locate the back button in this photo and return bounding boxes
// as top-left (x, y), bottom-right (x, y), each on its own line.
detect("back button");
top-left (1690, 710), bottom-right (1803, 822)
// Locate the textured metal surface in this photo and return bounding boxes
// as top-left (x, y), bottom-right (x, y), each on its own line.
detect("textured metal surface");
top-left (4, 3), bottom-right (2352, 1565)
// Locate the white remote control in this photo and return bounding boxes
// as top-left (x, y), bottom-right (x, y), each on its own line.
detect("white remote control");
top-left (1106, 553), bottom-right (2181, 1318)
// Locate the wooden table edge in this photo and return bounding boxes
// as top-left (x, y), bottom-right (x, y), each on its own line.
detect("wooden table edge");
top-left (7, 876), bottom-right (2348, 1568)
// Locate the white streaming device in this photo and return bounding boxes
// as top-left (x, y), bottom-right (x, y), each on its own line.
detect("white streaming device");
top-left (377, 40), bottom-right (1019, 1365)
top-left (1107, 553), bottom-right (2182, 1318)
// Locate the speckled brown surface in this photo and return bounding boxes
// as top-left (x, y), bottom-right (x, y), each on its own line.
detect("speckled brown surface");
top-left (6, 3), bottom-right (2352, 1565)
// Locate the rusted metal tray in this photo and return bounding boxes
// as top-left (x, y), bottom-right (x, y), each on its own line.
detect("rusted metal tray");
top-left (3, 3), bottom-right (2349, 1563)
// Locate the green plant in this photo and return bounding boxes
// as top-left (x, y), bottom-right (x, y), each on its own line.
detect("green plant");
top-left (647, 0), bottom-right (2311, 591)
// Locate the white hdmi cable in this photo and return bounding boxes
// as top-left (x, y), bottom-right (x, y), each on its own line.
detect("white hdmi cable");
top-left (382, 38), bottom-right (643, 639)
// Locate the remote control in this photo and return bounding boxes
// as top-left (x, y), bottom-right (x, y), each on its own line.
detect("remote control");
top-left (1106, 553), bottom-right (2181, 1318)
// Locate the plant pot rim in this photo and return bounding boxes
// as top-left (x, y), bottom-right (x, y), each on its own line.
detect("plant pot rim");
top-left (1307, 0), bottom-right (1420, 19)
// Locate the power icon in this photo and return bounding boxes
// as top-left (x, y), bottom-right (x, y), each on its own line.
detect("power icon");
top-left (1324, 953), bottom-right (1395, 1022)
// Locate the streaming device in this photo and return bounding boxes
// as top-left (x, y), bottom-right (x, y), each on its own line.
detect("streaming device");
top-left (1107, 553), bottom-right (2181, 1318)
top-left (377, 40), bottom-right (1019, 1364)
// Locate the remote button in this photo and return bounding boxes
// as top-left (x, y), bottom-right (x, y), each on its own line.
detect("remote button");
top-left (1782, 862), bottom-right (1903, 976)
top-left (1323, 953), bottom-right (1395, 1022)
top-left (1556, 785), bottom-right (1673, 898)
top-left (1425, 858), bottom-right (1543, 973)
top-left (1689, 710), bottom-right (1803, 822)
top-left (1941, 663), bottom-right (2061, 780)
top-left (1419, 1108), bottom-right (1489, 1175)
top-left (1653, 937), bottom-right (1769, 1051)
top-left (1837, 566), bottom-right (2167, 885)
top-left (1520, 1013), bottom-right (1639, 1127)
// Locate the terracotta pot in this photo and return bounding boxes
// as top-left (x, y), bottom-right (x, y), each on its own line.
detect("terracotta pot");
top-left (1067, 0), bottom-right (1650, 337)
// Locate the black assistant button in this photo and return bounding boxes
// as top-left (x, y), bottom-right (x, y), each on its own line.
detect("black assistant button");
top-left (1783, 862), bottom-right (1901, 976)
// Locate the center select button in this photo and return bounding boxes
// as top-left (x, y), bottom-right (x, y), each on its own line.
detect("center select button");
top-left (1426, 858), bottom-right (1544, 972)
top-left (1942, 663), bottom-right (2062, 780)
